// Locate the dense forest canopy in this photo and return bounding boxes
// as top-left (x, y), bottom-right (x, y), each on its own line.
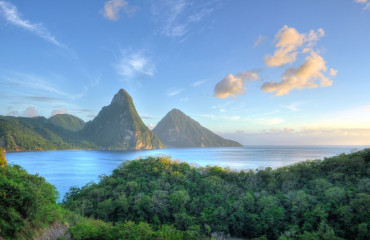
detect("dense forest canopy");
top-left (1, 149), bottom-right (369, 239)
top-left (63, 149), bottom-right (370, 240)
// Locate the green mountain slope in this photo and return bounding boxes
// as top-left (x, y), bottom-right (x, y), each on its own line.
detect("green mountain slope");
top-left (49, 114), bottom-right (85, 132)
top-left (0, 116), bottom-right (95, 151)
top-left (152, 108), bottom-right (242, 148)
top-left (83, 89), bottom-right (164, 150)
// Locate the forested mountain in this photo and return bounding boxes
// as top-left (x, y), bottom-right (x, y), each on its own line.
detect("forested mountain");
top-left (0, 89), bottom-right (165, 151)
top-left (63, 149), bottom-right (370, 240)
top-left (83, 89), bottom-right (164, 150)
top-left (153, 108), bottom-right (242, 148)
top-left (48, 114), bottom-right (85, 132)
top-left (0, 116), bottom-right (95, 151)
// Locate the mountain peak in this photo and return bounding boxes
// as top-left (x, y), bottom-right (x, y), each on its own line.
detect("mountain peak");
top-left (84, 89), bottom-right (164, 150)
top-left (153, 109), bottom-right (242, 148)
top-left (168, 108), bottom-right (185, 115)
top-left (111, 89), bottom-right (131, 105)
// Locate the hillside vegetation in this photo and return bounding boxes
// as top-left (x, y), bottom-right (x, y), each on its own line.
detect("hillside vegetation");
top-left (63, 149), bottom-right (370, 239)
top-left (0, 153), bottom-right (198, 240)
top-left (0, 116), bottom-right (96, 151)
top-left (48, 114), bottom-right (85, 132)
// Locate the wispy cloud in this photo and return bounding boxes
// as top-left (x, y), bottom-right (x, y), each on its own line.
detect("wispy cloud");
top-left (102, 0), bottom-right (137, 21)
top-left (283, 103), bottom-right (300, 111)
top-left (151, 0), bottom-right (216, 38)
top-left (354, 0), bottom-right (370, 10)
top-left (115, 51), bottom-right (155, 79)
top-left (191, 79), bottom-right (208, 87)
top-left (1, 72), bottom-right (84, 100)
top-left (51, 108), bottom-right (67, 116)
top-left (24, 96), bottom-right (61, 102)
top-left (6, 110), bottom-right (19, 117)
top-left (214, 71), bottom-right (259, 98)
top-left (167, 88), bottom-right (184, 97)
top-left (200, 114), bottom-right (241, 121)
top-left (0, 1), bottom-right (64, 47)
top-left (254, 35), bottom-right (266, 47)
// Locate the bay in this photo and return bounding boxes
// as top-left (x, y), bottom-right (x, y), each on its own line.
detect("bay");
top-left (6, 145), bottom-right (368, 201)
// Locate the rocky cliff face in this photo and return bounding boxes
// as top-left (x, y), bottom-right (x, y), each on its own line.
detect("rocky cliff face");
top-left (153, 108), bottom-right (242, 148)
top-left (83, 89), bottom-right (164, 150)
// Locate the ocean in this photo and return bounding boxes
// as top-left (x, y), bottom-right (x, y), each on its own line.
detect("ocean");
top-left (6, 145), bottom-right (367, 200)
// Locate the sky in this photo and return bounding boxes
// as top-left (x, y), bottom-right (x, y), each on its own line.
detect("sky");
top-left (1, 0), bottom-right (370, 145)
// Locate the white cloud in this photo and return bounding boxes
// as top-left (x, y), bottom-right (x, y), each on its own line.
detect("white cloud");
top-left (191, 79), bottom-right (208, 87)
top-left (354, 0), bottom-right (370, 10)
top-left (51, 108), bottom-right (67, 116)
top-left (167, 88), bottom-right (184, 97)
top-left (0, 1), bottom-right (63, 47)
top-left (262, 51), bottom-right (333, 96)
top-left (102, 0), bottom-right (137, 21)
top-left (214, 71), bottom-right (259, 98)
top-left (254, 35), bottom-right (266, 47)
top-left (23, 106), bottom-right (37, 118)
top-left (116, 51), bottom-right (155, 79)
top-left (147, 123), bottom-right (155, 130)
top-left (283, 103), bottom-right (300, 111)
top-left (329, 68), bottom-right (338, 76)
top-left (264, 26), bottom-right (324, 67)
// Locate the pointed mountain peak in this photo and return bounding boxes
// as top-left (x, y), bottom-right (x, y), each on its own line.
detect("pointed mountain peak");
top-left (111, 89), bottom-right (132, 105)
top-left (153, 109), bottom-right (242, 148)
top-left (84, 89), bottom-right (163, 150)
top-left (168, 108), bottom-right (185, 115)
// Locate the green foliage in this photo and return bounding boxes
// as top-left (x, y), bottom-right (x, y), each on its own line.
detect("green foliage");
top-left (0, 116), bottom-right (96, 151)
top-left (48, 114), bottom-right (85, 132)
top-left (152, 108), bottom-right (242, 147)
top-left (63, 149), bottom-right (370, 239)
top-left (69, 218), bottom-right (200, 240)
top-left (0, 147), bottom-right (7, 167)
top-left (0, 164), bottom-right (63, 239)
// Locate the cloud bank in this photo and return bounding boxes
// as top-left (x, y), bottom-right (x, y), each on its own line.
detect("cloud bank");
top-left (261, 26), bottom-right (336, 96)
top-left (262, 51), bottom-right (333, 96)
top-left (214, 71), bottom-right (259, 98)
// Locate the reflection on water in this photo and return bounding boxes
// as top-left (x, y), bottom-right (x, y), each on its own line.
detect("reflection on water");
top-left (6, 145), bottom-right (368, 200)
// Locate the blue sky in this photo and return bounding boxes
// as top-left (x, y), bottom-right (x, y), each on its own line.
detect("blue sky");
top-left (1, 0), bottom-right (370, 145)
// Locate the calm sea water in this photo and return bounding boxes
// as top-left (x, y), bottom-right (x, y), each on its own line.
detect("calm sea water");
top-left (6, 146), bottom-right (368, 200)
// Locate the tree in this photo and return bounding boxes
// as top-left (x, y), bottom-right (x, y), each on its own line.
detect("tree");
top-left (0, 147), bottom-right (7, 168)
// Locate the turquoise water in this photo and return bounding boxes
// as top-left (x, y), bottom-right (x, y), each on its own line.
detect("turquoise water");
top-left (6, 146), bottom-right (367, 200)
